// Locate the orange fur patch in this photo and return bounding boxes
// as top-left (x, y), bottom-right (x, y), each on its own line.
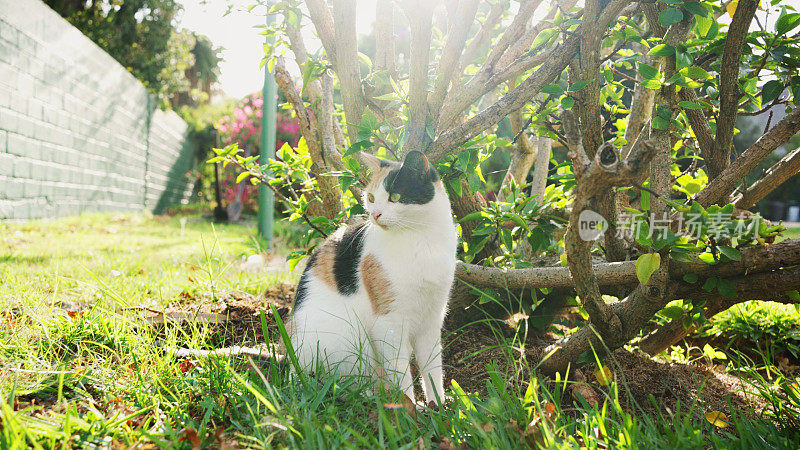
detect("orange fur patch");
top-left (311, 239), bottom-right (338, 291)
top-left (361, 254), bottom-right (394, 315)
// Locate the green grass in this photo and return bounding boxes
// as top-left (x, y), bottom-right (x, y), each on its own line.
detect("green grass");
top-left (784, 227), bottom-right (800, 240)
top-left (1, 213), bottom-right (798, 448)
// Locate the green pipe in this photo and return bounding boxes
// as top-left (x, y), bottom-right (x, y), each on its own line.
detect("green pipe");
top-left (258, 9), bottom-right (277, 247)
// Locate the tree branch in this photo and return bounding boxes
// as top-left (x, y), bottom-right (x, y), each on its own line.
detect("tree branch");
top-left (331, 0), bottom-right (367, 143)
top-left (498, 108), bottom-right (537, 201)
top-left (678, 88), bottom-right (714, 163)
top-left (429, 34), bottom-right (581, 162)
top-left (374, 0), bottom-right (395, 78)
top-left (694, 107), bottom-right (800, 207)
top-left (733, 146), bottom-right (800, 209)
top-left (454, 238), bottom-right (800, 291)
top-left (428, 0), bottom-right (479, 118)
top-left (638, 266), bottom-right (800, 355)
top-left (710, 0), bottom-right (758, 179)
top-left (401, 0), bottom-right (434, 152)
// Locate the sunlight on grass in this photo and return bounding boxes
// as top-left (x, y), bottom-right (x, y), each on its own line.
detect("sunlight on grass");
top-left (1, 213), bottom-right (798, 447)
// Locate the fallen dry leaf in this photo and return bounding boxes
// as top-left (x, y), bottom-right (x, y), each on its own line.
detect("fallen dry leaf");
top-left (570, 382), bottom-right (599, 407)
top-left (705, 411), bottom-right (729, 428)
top-left (179, 428), bottom-right (201, 450)
top-left (179, 358), bottom-right (195, 374)
top-left (403, 393), bottom-right (417, 418)
top-left (594, 366), bottom-right (613, 386)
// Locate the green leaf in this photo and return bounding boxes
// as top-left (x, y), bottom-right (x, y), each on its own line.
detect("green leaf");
top-left (561, 96), bottom-right (575, 109)
top-left (702, 277), bottom-right (717, 292)
top-left (694, 15), bottom-right (712, 37)
top-left (636, 253), bottom-right (661, 285)
top-left (699, 252), bottom-right (716, 264)
top-left (776, 13), bottom-right (800, 36)
top-left (648, 44), bottom-right (675, 57)
top-left (682, 66), bottom-right (713, 80)
top-left (635, 221), bottom-right (652, 246)
top-left (569, 80), bottom-right (593, 92)
top-left (637, 63), bottom-right (660, 80)
top-left (683, 274), bottom-right (698, 283)
top-left (787, 290), bottom-right (800, 301)
top-left (658, 8), bottom-right (684, 27)
top-left (640, 190), bottom-right (651, 211)
top-left (542, 84), bottom-right (565, 96)
top-left (662, 305), bottom-right (685, 320)
top-left (678, 100), bottom-right (704, 110)
top-left (718, 245), bottom-right (741, 261)
top-left (762, 80), bottom-right (784, 105)
top-left (717, 279), bottom-right (737, 299)
top-left (343, 140), bottom-right (373, 157)
top-left (459, 211), bottom-right (487, 222)
top-left (235, 172), bottom-right (250, 184)
top-left (684, 1), bottom-right (709, 17)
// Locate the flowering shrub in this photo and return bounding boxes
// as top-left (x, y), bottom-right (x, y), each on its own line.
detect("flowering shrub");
top-left (213, 92), bottom-right (300, 212)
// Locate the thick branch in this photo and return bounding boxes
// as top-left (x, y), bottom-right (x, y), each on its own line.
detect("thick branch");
top-left (401, 0), bottom-right (434, 152)
top-left (429, 34), bottom-right (581, 162)
top-left (445, 1), bottom-right (504, 102)
top-left (455, 238), bottom-right (800, 291)
top-left (678, 88), bottom-right (714, 162)
top-left (498, 108), bottom-right (537, 200)
top-left (638, 266), bottom-right (800, 355)
top-left (531, 133), bottom-right (551, 200)
top-left (563, 111), bottom-right (627, 341)
top-left (305, 0), bottom-right (338, 69)
top-left (331, 0), bottom-right (367, 143)
top-left (733, 146), bottom-right (800, 209)
top-left (374, 0), bottom-right (395, 77)
top-left (428, 0), bottom-right (479, 117)
top-left (694, 107), bottom-right (800, 207)
top-left (710, 0), bottom-right (758, 179)
top-left (274, 59), bottom-right (342, 218)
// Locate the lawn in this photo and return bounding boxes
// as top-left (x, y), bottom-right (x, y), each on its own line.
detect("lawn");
top-left (1, 213), bottom-right (798, 448)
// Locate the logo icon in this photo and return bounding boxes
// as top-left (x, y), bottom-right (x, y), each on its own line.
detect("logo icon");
top-left (578, 209), bottom-right (607, 241)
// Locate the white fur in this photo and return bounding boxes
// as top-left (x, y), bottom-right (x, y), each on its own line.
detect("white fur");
top-left (290, 171), bottom-right (457, 403)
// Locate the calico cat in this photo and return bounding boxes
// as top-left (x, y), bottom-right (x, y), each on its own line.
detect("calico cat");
top-left (288, 150), bottom-right (458, 403)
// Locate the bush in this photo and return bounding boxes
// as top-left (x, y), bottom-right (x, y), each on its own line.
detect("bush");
top-left (701, 301), bottom-right (800, 359)
top-left (213, 93), bottom-right (300, 213)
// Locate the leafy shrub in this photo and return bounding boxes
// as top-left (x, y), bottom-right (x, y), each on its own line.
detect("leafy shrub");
top-left (701, 301), bottom-right (800, 359)
top-left (213, 93), bottom-right (300, 213)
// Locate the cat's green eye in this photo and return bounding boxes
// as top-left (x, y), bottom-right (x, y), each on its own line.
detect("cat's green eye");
top-left (367, 193), bottom-right (375, 203)
top-left (389, 192), bottom-right (401, 203)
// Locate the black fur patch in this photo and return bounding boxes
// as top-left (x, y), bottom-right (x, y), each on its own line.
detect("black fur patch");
top-left (333, 222), bottom-right (369, 295)
top-left (382, 151), bottom-right (438, 205)
top-left (292, 251), bottom-right (318, 312)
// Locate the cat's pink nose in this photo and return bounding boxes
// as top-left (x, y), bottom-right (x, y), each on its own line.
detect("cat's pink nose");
top-left (372, 212), bottom-right (382, 221)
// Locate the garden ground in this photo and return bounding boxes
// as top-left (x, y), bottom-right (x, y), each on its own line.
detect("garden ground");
top-left (1, 213), bottom-right (798, 448)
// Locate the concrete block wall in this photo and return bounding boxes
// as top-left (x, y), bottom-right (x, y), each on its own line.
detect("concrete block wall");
top-left (0, 0), bottom-right (195, 220)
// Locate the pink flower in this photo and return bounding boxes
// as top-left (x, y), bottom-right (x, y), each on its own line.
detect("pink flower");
top-left (256, 110), bottom-right (263, 119)
top-left (244, 106), bottom-right (253, 115)
top-left (253, 98), bottom-right (264, 108)
top-left (233, 108), bottom-right (246, 122)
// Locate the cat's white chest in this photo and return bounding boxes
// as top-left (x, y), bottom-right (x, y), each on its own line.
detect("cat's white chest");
top-left (367, 227), bottom-right (457, 296)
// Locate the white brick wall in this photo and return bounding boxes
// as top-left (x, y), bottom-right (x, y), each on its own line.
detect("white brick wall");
top-left (0, 0), bottom-right (195, 220)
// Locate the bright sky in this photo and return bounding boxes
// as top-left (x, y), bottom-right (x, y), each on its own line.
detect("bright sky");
top-left (176, 0), bottom-right (376, 99)
top-left (176, 0), bottom-right (799, 100)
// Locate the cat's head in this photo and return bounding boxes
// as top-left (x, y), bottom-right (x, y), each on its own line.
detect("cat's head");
top-left (360, 150), bottom-right (445, 230)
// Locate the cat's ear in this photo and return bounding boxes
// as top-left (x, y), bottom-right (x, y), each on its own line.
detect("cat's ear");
top-left (359, 151), bottom-right (393, 173)
top-left (402, 151), bottom-right (438, 180)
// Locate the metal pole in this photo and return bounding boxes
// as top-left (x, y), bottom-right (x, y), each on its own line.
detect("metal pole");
top-left (258, 9), bottom-right (277, 247)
